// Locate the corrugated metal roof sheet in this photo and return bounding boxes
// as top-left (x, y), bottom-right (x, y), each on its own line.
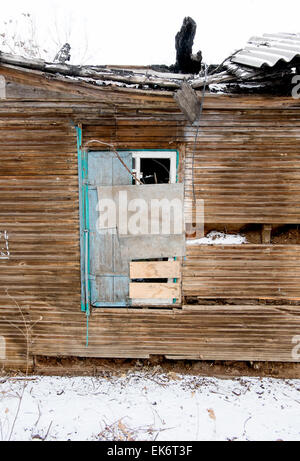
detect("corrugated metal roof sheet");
top-left (232, 33), bottom-right (300, 68)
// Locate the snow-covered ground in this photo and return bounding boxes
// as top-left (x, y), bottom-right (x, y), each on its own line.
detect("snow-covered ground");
top-left (0, 372), bottom-right (299, 441)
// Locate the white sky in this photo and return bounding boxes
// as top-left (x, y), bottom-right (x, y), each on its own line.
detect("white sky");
top-left (2, 0), bottom-right (300, 65)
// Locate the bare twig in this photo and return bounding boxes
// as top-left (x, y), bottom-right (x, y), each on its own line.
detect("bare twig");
top-left (43, 421), bottom-right (53, 441)
top-left (5, 289), bottom-right (42, 375)
top-left (242, 415), bottom-right (252, 439)
top-left (8, 383), bottom-right (26, 441)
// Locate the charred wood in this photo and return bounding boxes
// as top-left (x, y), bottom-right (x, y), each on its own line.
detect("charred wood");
top-left (172, 17), bottom-right (202, 74)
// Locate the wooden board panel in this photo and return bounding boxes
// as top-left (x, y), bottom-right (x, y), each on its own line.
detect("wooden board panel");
top-left (30, 305), bottom-right (300, 362)
top-left (183, 109), bottom-right (300, 224)
top-left (0, 115), bottom-right (80, 371)
top-left (130, 261), bottom-right (181, 279)
top-left (120, 235), bottom-right (185, 259)
top-left (96, 183), bottom-right (185, 259)
top-left (130, 282), bottom-right (180, 299)
top-left (183, 244), bottom-right (300, 299)
top-left (89, 152), bottom-right (132, 306)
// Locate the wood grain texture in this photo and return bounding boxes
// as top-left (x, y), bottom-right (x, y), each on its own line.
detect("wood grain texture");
top-left (129, 282), bottom-right (180, 299)
top-left (1, 71), bottom-right (300, 367)
top-left (130, 261), bottom-right (181, 279)
top-left (183, 244), bottom-right (300, 299)
top-left (184, 109), bottom-right (300, 223)
top-left (0, 115), bottom-right (80, 370)
top-left (29, 306), bottom-right (300, 362)
top-left (0, 299), bottom-right (33, 371)
top-left (84, 108), bottom-right (300, 224)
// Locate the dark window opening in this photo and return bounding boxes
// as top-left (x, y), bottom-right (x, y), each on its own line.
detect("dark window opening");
top-left (138, 158), bottom-right (171, 184)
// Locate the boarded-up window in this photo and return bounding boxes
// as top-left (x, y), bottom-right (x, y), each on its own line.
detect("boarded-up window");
top-left (81, 151), bottom-right (185, 308)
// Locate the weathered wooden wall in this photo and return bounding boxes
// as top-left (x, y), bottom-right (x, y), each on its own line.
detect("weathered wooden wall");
top-left (0, 110), bottom-right (81, 370)
top-left (183, 245), bottom-right (300, 299)
top-left (0, 304), bottom-right (29, 370)
top-left (184, 107), bottom-right (300, 223)
top-left (30, 305), bottom-right (300, 362)
top-left (1, 88), bottom-right (300, 369)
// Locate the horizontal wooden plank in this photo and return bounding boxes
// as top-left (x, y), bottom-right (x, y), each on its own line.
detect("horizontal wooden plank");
top-left (182, 105), bottom-right (300, 222)
top-left (3, 95), bottom-right (300, 368)
top-left (28, 305), bottom-right (300, 362)
top-left (183, 244), bottom-right (300, 299)
top-left (130, 261), bottom-right (181, 279)
top-left (129, 282), bottom-right (180, 299)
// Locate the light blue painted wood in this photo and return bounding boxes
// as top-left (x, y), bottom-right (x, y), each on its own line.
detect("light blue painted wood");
top-left (88, 151), bottom-right (132, 306)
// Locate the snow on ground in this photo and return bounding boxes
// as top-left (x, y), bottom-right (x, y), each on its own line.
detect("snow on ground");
top-left (0, 372), bottom-right (299, 441)
top-left (187, 231), bottom-right (247, 246)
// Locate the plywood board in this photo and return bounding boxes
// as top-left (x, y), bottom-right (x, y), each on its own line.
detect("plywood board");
top-left (121, 234), bottom-right (185, 259)
top-left (129, 282), bottom-right (180, 299)
top-left (97, 183), bottom-right (184, 236)
top-left (130, 260), bottom-right (181, 279)
top-left (97, 183), bottom-right (186, 258)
